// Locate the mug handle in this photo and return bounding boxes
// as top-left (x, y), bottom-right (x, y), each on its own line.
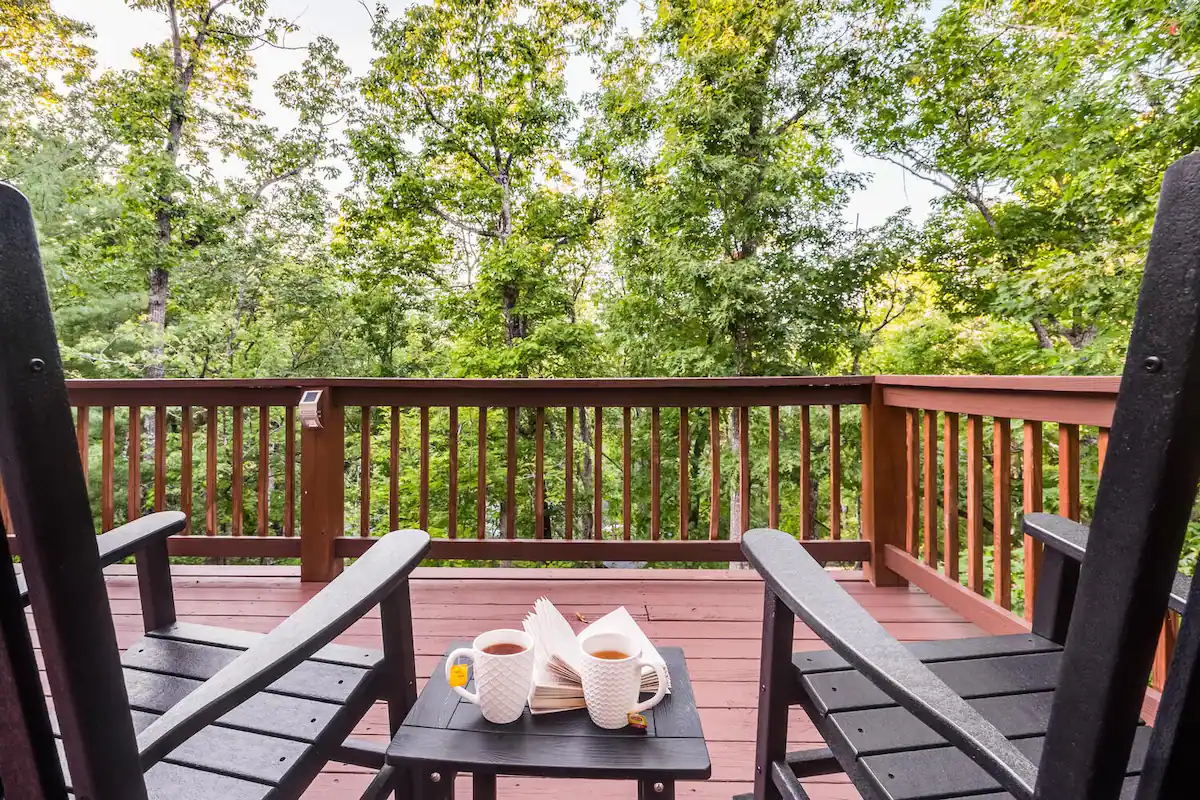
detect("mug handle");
top-left (631, 659), bottom-right (669, 714)
top-left (445, 647), bottom-right (480, 704)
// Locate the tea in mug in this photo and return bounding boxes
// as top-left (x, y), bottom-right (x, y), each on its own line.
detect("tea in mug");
top-left (481, 642), bottom-right (527, 656)
top-left (590, 650), bottom-right (630, 660)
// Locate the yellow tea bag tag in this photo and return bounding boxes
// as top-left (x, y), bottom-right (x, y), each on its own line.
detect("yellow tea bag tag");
top-left (449, 664), bottom-right (469, 688)
top-left (627, 713), bottom-right (648, 730)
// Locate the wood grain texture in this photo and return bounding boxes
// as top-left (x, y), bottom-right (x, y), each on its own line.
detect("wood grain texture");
top-left (923, 410), bottom-right (937, 569)
top-left (76, 405), bottom-right (90, 489)
top-left (739, 407), bottom-right (751, 534)
top-left (966, 415), bottom-right (985, 594)
top-left (1022, 422), bottom-right (1043, 622)
top-left (205, 407), bottom-right (218, 536)
top-left (565, 407), bottom-right (574, 540)
top-left (1097, 427), bottom-right (1109, 477)
top-left (943, 413), bottom-right (959, 582)
top-left (284, 406), bottom-right (294, 537)
top-left (767, 406), bottom-right (779, 529)
top-left (993, 418), bottom-right (1012, 610)
top-left (862, 385), bottom-right (907, 587)
top-left (389, 407), bottom-right (400, 534)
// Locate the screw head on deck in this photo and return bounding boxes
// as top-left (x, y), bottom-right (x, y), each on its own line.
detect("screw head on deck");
top-left (430, 772), bottom-right (441, 783)
top-left (28, 358), bottom-right (44, 373)
top-left (1143, 355), bottom-right (1164, 372)
top-left (654, 782), bottom-right (664, 793)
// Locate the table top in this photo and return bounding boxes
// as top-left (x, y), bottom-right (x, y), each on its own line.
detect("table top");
top-left (386, 644), bottom-right (711, 780)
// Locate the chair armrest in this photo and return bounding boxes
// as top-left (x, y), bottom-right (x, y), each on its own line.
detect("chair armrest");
top-left (1023, 513), bottom-right (1190, 614)
top-left (135, 528), bottom-right (431, 769)
top-left (96, 511), bottom-right (187, 566)
top-left (742, 528), bottom-right (1038, 800)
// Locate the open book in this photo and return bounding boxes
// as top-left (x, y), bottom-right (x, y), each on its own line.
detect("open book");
top-left (522, 597), bottom-right (671, 714)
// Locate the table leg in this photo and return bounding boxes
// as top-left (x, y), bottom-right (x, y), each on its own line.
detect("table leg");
top-left (638, 779), bottom-right (675, 799)
top-left (472, 773), bottom-right (497, 799)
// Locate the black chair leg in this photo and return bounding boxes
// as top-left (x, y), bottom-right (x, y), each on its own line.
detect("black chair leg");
top-left (754, 587), bottom-right (796, 800)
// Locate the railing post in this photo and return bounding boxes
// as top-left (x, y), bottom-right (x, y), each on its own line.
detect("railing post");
top-left (861, 381), bottom-right (907, 586)
top-left (301, 387), bottom-right (345, 582)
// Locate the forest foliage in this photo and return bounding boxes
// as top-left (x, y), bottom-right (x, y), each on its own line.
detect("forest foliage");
top-left (2, 0), bottom-right (1199, 576)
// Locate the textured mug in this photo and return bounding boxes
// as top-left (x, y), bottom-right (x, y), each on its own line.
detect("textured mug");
top-left (578, 631), bottom-right (668, 729)
top-left (446, 629), bottom-right (535, 724)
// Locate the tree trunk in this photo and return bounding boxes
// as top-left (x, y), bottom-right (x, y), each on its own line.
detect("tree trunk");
top-left (146, 265), bottom-right (170, 378)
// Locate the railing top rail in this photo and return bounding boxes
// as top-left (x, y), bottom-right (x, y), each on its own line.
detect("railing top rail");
top-left (65, 375), bottom-right (874, 390)
top-left (875, 375), bottom-right (1120, 395)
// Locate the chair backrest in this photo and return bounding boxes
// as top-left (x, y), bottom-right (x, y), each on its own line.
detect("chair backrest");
top-left (1035, 152), bottom-right (1200, 799)
top-left (0, 184), bottom-right (148, 799)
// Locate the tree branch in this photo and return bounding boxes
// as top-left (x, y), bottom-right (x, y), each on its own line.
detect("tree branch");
top-left (430, 206), bottom-right (500, 238)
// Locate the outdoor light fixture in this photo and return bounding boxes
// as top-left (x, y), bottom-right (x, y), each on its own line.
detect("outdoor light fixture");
top-left (298, 389), bottom-right (323, 429)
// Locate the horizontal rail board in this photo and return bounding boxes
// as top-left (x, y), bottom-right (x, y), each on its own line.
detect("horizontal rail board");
top-left (883, 545), bottom-right (1030, 635)
top-left (875, 375), bottom-right (1120, 393)
top-left (336, 537), bottom-right (872, 563)
top-left (881, 386), bottom-right (1115, 427)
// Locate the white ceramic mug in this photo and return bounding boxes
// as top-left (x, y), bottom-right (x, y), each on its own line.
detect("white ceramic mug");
top-left (446, 629), bottom-right (535, 724)
top-left (578, 631), bottom-right (669, 730)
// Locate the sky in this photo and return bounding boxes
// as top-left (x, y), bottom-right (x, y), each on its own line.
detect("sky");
top-left (56, 0), bottom-right (943, 229)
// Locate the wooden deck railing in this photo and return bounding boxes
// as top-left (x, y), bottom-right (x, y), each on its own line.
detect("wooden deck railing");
top-left (1, 373), bottom-right (1183, 689)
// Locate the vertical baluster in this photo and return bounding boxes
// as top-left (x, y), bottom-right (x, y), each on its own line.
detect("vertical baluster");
top-left (593, 407), bottom-right (603, 540)
top-left (800, 406), bottom-right (812, 540)
top-left (389, 407), bottom-right (400, 533)
top-left (154, 406), bottom-right (167, 513)
top-left (1022, 421), bottom-right (1043, 620)
top-left (709, 407), bottom-right (721, 540)
top-left (966, 414), bottom-right (985, 593)
top-left (923, 410), bottom-right (938, 568)
top-left (420, 407), bottom-right (430, 532)
top-left (506, 407), bottom-right (516, 539)
top-left (448, 407), bottom-right (459, 539)
top-left (993, 418), bottom-right (1012, 609)
top-left (182, 406), bottom-right (193, 534)
top-left (768, 406), bottom-right (779, 528)
top-left (943, 412), bottom-right (959, 581)
top-left (650, 407), bottom-right (661, 540)
top-left (905, 409), bottom-right (919, 556)
top-left (679, 407), bottom-right (690, 540)
top-left (623, 407), bottom-right (632, 541)
top-left (478, 407), bottom-right (488, 539)
top-left (1153, 613), bottom-right (1180, 690)
top-left (257, 406), bottom-right (269, 535)
top-left (1097, 427), bottom-right (1110, 477)
top-left (565, 407), bottom-right (574, 540)
top-left (231, 406), bottom-right (243, 536)
top-left (102, 406), bottom-right (115, 531)
top-left (739, 407), bottom-right (751, 534)
top-left (128, 405), bottom-right (141, 522)
top-left (829, 406), bottom-right (841, 540)
top-left (534, 408), bottom-right (544, 539)
top-left (1058, 423), bottom-right (1080, 520)
top-left (283, 406), bottom-right (294, 537)
top-left (205, 406), bottom-right (217, 535)
top-left (76, 405), bottom-right (90, 488)
top-left (360, 406), bottom-right (371, 537)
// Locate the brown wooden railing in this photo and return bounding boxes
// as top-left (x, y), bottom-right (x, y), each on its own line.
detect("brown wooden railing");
top-left (2, 374), bottom-right (1184, 691)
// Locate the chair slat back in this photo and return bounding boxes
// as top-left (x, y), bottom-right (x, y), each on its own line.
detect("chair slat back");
top-left (1036, 153), bottom-right (1200, 799)
top-left (0, 184), bottom-right (148, 799)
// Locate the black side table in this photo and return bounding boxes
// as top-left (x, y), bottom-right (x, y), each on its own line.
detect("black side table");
top-left (386, 645), bottom-right (711, 799)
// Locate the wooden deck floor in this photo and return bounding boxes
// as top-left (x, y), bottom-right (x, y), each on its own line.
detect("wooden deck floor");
top-left (77, 565), bottom-right (983, 799)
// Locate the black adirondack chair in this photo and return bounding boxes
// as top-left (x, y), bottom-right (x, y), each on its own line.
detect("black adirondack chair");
top-left (0, 181), bottom-right (430, 799)
top-left (739, 152), bottom-right (1200, 800)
